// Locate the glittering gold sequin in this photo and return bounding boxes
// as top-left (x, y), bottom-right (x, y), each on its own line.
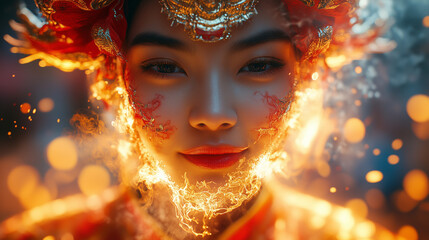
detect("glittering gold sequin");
top-left (318, 0), bottom-right (349, 9)
top-left (158, 0), bottom-right (259, 42)
top-left (35, 0), bottom-right (92, 24)
top-left (299, 0), bottom-right (315, 7)
top-left (90, 0), bottom-right (114, 10)
top-left (92, 25), bottom-right (121, 57)
top-left (304, 26), bottom-right (333, 60)
top-left (299, 0), bottom-right (353, 9)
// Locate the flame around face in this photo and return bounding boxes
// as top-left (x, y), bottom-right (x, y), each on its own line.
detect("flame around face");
top-left (89, 58), bottom-right (327, 236)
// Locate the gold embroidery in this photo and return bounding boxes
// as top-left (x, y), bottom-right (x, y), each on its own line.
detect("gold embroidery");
top-left (298, 0), bottom-right (315, 7)
top-left (92, 25), bottom-right (121, 57)
top-left (318, 0), bottom-right (349, 9)
top-left (304, 26), bottom-right (333, 60)
top-left (158, 0), bottom-right (259, 42)
top-left (90, 0), bottom-right (114, 10)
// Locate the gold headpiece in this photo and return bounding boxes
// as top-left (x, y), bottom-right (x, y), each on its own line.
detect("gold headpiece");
top-left (158, 0), bottom-right (259, 42)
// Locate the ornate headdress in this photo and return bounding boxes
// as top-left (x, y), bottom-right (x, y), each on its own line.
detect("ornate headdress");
top-left (4, 0), bottom-right (358, 143)
top-left (6, 0), bottom-right (357, 72)
top-left (158, 0), bottom-right (259, 42)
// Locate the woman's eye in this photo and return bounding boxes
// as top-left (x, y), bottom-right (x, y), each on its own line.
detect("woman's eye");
top-left (140, 60), bottom-right (186, 76)
top-left (238, 58), bottom-right (285, 74)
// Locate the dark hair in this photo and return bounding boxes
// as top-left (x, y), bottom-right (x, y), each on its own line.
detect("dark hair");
top-left (124, 0), bottom-right (143, 38)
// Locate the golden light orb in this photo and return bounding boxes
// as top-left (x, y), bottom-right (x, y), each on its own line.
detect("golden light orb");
top-left (344, 118), bottom-right (365, 143)
top-left (393, 191), bottom-right (418, 213)
top-left (311, 72), bottom-right (319, 81)
top-left (47, 137), bottom-right (78, 171)
top-left (20, 184), bottom-right (51, 209)
top-left (373, 148), bottom-right (381, 156)
top-left (78, 165), bottom-right (111, 195)
top-left (7, 165), bottom-right (40, 199)
top-left (388, 154), bottom-right (400, 165)
top-left (38, 98), bottom-right (55, 112)
top-left (354, 66), bottom-right (362, 74)
top-left (316, 160), bottom-right (331, 178)
top-left (326, 55), bottom-right (347, 69)
top-left (411, 121), bottom-right (429, 140)
top-left (365, 188), bottom-right (385, 209)
top-left (406, 94), bottom-right (429, 123)
top-left (423, 16), bottom-right (429, 28)
top-left (365, 170), bottom-right (383, 183)
top-left (403, 169), bottom-right (429, 201)
top-left (391, 139), bottom-right (403, 150)
top-left (346, 198), bottom-right (368, 219)
top-left (397, 225), bottom-right (418, 240)
top-left (378, 229), bottom-right (395, 240)
top-left (354, 221), bottom-right (375, 238)
top-left (20, 102), bottom-right (31, 114)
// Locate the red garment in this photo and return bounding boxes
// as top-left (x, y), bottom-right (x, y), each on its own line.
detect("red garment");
top-left (29, 0), bottom-right (126, 59)
top-left (0, 186), bottom-right (393, 240)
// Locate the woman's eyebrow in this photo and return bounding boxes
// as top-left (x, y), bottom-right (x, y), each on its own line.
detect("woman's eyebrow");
top-left (130, 32), bottom-right (189, 51)
top-left (231, 29), bottom-right (290, 52)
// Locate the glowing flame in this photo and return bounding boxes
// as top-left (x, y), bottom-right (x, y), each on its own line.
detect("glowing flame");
top-left (295, 116), bottom-right (321, 153)
top-left (87, 57), bottom-right (329, 236)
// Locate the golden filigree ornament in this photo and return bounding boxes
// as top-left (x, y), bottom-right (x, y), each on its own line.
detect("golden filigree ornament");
top-left (304, 25), bottom-right (333, 60)
top-left (158, 0), bottom-right (259, 42)
top-left (298, 0), bottom-right (350, 9)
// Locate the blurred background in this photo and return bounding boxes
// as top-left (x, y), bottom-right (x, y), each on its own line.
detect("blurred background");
top-left (0, 0), bottom-right (428, 239)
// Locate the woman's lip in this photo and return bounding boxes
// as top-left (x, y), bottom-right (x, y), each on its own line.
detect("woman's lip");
top-left (180, 145), bottom-right (248, 155)
top-left (179, 145), bottom-right (248, 169)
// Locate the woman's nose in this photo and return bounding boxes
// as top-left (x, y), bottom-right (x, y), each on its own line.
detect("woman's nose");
top-left (188, 72), bottom-right (237, 131)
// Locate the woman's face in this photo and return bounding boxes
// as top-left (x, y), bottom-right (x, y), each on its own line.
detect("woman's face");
top-left (127, 0), bottom-right (295, 186)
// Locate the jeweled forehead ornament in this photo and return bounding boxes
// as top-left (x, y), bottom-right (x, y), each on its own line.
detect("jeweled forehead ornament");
top-left (158, 0), bottom-right (259, 42)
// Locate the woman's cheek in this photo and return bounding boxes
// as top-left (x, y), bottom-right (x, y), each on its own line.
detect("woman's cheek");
top-left (251, 90), bottom-right (293, 141)
top-left (132, 93), bottom-right (177, 142)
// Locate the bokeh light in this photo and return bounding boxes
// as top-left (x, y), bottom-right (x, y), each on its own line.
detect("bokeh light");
top-left (397, 225), bottom-right (418, 240)
top-left (311, 72), bottom-right (319, 81)
top-left (365, 170), bottom-right (383, 183)
top-left (20, 103), bottom-right (31, 114)
top-left (387, 154), bottom-right (400, 165)
top-left (403, 170), bottom-right (429, 201)
top-left (344, 118), bottom-right (366, 143)
top-left (353, 221), bottom-right (375, 238)
top-left (325, 55), bottom-right (347, 69)
top-left (46, 137), bottom-right (78, 171)
top-left (7, 165), bottom-right (40, 199)
top-left (378, 230), bottom-right (395, 240)
top-left (411, 121), bottom-right (429, 140)
top-left (346, 199), bottom-right (368, 219)
top-left (316, 160), bottom-right (331, 177)
top-left (38, 98), bottom-right (55, 112)
top-left (373, 148), bottom-right (380, 156)
top-left (391, 139), bottom-right (403, 150)
top-left (20, 185), bottom-right (51, 209)
top-left (393, 191), bottom-right (418, 213)
top-left (78, 165), bottom-right (111, 196)
top-left (365, 188), bottom-right (385, 209)
top-left (406, 94), bottom-right (429, 123)
top-left (423, 16), bottom-right (429, 28)
top-left (354, 66), bottom-right (362, 74)
top-left (6, 165), bottom-right (52, 209)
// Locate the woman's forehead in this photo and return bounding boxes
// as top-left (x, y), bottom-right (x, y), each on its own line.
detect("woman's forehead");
top-left (127, 0), bottom-right (288, 48)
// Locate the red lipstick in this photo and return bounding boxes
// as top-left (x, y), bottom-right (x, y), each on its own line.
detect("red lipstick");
top-left (180, 145), bottom-right (248, 169)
